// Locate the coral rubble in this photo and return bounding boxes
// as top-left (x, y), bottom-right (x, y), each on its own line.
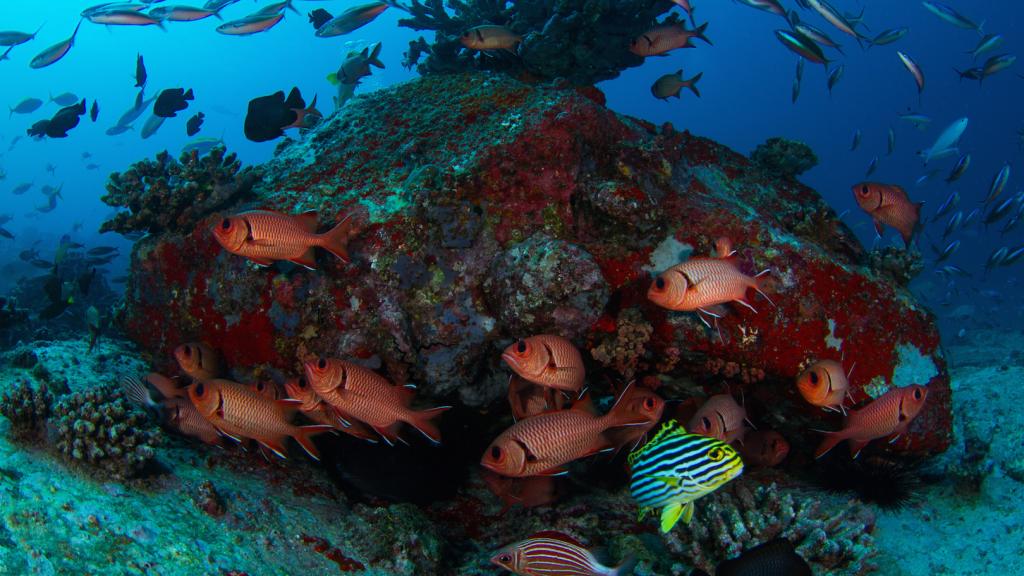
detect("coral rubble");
top-left (750, 136), bottom-right (819, 179)
top-left (100, 147), bottom-right (259, 235)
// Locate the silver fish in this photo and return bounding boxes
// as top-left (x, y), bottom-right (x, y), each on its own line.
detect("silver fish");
top-left (984, 163), bottom-right (1011, 204)
top-left (946, 154), bottom-right (970, 183)
top-left (29, 21), bottom-right (81, 69)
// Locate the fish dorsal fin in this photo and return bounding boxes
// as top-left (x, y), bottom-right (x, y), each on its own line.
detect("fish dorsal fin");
top-left (528, 531), bottom-right (584, 547)
top-left (293, 210), bottom-right (319, 233)
top-left (571, 390), bottom-right (597, 415)
top-left (628, 420), bottom-right (686, 467)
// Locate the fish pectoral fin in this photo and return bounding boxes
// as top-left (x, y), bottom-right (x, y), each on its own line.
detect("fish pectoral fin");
top-left (653, 475), bottom-right (680, 488)
top-left (247, 256), bottom-right (276, 267)
top-left (287, 248), bottom-right (317, 270)
top-left (257, 437), bottom-right (290, 459)
top-left (659, 501), bottom-right (693, 533)
top-left (535, 466), bottom-right (569, 477)
top-left (872, 218), bottom-right (886, 238)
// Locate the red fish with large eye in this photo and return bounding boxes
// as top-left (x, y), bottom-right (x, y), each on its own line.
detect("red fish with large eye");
top-left (174, 342), bottom-right (222, 382)
top-left (687, 393), bottom-right (751, 444)
top-left (815, 385), bottom-right (929, 458)
top-left (481, 385), bottom-right (646, 478)
top-left (739, 430), bottom-right (790, 467)
top-left (187, 378), bottom-right (333, 459)
top-left (303, 357), bottom-right (451, 445)
top-left (605, 384), bottom-right (665, 452)
top-left (796, 359), bottom-right (852, 414)
top-left (852, 182), bottom-right (923, 247)
top-left (630, 22), bottom-right (710, 57)
top-left (211, 209), bottom-right (359, 269)
top-left (501, 335), bottom-right (585, 395)
top-left (283, 377), bottom-right (378, 442)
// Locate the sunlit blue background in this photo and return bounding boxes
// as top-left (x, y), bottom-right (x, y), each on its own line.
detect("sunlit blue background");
top-left (0, 0), bottom-right (1021, 322)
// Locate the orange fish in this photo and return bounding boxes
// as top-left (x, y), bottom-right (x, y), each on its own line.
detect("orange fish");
top-left (796, 359), bottom-right (852, 414)
top-left (174, 342), bottom-right (222, 382)
top-left (508, 374), bottom-right (569, 421)
top-left (251, 380), bottom-right (281, 400)
top-left (211, 209), bottom-right (358, 269)
top-left (460, 25), bottom-right (522, 52)
top-left (647, 250), bottom-right (772, 326)
top-left (739, 430), bottom-right (790, 467)
top-left (163, 396), bottom-right (224, 446)
top-left (283, 377), bottom-right (378, 442)
top-left (815, 385), bottom-right (928, 459)
top-left (852, 182), bottom-right (923, 247)
top-left (482, 471), bottom-right (558, 514)
top-left (147, 372), bottom-right (186, 399)
top-left (687, 393), bottom-right (751, 444)
top-left (303, 357), bottom-right (450, 445)
top-left (481, 386), bottom-right (646, 478)
top-left (187, 378), bottom-right (333, 459)
top-left (501, 335), bottom-right (585, 394)
top-left (630, 22), bottom-right (710, 57)
top-left (605, 384), bottom-right (665, 451)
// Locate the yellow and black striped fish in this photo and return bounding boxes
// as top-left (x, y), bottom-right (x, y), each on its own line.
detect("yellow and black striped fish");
top-left (628, 419), bottom-right (743, 533)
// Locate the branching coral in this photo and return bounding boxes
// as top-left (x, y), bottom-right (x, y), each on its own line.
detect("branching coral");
top-left (590, 307), bottom-right (653, 380)
top-left (751, 137), bottom-right (819, 179)
top-left (52, 384), bottom-right (158, 480)
top-left (0, 380), bottom-right (53, 440)
top-left (100, 147), bottom-right (259, 235)
top-left (666, 481), bottom-right (877, 575)
top-left (397, 0), bottom-right (681, 84)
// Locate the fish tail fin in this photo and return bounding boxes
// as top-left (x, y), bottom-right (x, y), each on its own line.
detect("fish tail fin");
top-left (184, 88), bottom-right (194, 100)
top-left (326, 73), bottom-right (340, 85)
top-left (611, 554), bottom-right (638, 576)
top-left (120, 375), bottom-right (157, 407)
top-left (292, 424), bottom-right (334, 460)
top-left (404, 406), bottom-right (450, 443)
top-left (370, 42), bottom-right (384, 68)
top-left (687, 72), bottom-right (702, 97)
top-left (213, 9), bottom-right (224, 21)
top-left (317, 213), bottom-right (357, 262)
top-left (286, 0), bottom-right (300, 15)
top-left (694, 21), bottom-right (711, 45)
top-left (813, 429), bottom-right (843, 459)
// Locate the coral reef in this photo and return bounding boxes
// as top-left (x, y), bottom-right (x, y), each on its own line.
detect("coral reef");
top-left (0, 380), bottom-right (53, 440)
top-left (750, 137), bottom-right (819, 178)
top-left (100, 147), bottom-right (259, 235)
top-left (52, 384), bottom-right (158, 480)
top-left (667, 479), bottom-right (877, 575)
top-left (121, 72), bottom-right (952, 456)
top-left (867, 246), bottom-right (924, 287)
top-left (398, 0), bottom-right (680, 84)
top-left (590, 307), bottom-right (653, 381)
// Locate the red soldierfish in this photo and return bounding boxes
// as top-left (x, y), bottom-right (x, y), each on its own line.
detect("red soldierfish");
top-left (491, 531), bottom-right (635, 576)
top-left (687, 394), bottom-right (751, 444)
top-left (502, 335), bottom-right (585, 394)
top-left (507, 374), bottom-right (569, 422)
top-left (605, 384), bottom-right (665, 452)
top-left (480, 386), bottom-right (646, 478)
top-left (303, 357), bottom-right (450, 444)
top-left (187, 378), bottom-right (333, 459)
top-left (630, 22), bottom-right (710, 57)
top-left (815, 385), bottom-right (929, 458)
top-left (796, 359), bottom-right (851, 413)
top-left (283, 377), bottom-right (378, 442)
top-left (174, 342), bottom-right (222, 382)
top-left (647, 247), bottom-right (772, 322)
top-left (212, 210), bottom-right (358, 269)
top-left (163, 396), bottom-right (224, 446)
top-left (739, 429), bottom-right (790, 467)
top-left (460, 25), bottom-right (522, 53)
top-left (482, 472), bottom-right (558, 514)
top-left (852, 182), bottom-right (923, 247)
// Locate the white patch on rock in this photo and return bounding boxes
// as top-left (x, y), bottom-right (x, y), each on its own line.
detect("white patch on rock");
top-left (825, 318), bottom-right (843, 350)
top-left (643, 236), bottom-right (693, 275)
top-left (891, 343), bottom-right (939, 390)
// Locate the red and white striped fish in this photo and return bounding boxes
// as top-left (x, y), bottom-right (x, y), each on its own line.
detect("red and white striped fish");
top-left (502, 335), bottom-right (585, 394)
top-left (491, 531), bottom-right (635, 576)
top-left (852, 182), bottom-right (922, 247)
top-left (815, 385), bottom-right (928, 458)
top-left (303, 357), bottom-right (450, 445)
top-left (211, 209), bottom-right (358, 269)
top-left (283, 377), bottom-right (379, 442)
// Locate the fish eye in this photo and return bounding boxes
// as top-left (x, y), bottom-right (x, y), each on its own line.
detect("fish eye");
top-left (317, 358), bottom-right (327, 370)
top-left (498, 554), bottom-right (512, 563)
top-left (860, 185), bottom-right (869, 195)
top-left (701, 416), bottom-right (711, 430)
top-left (256, 382), bottom-right (265, 391)
top-left (654, 277), bottom-right (666, 290)
top-left (298, 377), bottom-right (307, 389)
top-left (516, 340), bottom-right (527, 354)
top-left (461, 31), bottom-right (470, 38)
top-left (809, 371), bottom-right (819, 384)
top-left (220, 218), bottom-right (231, 230)
top-left (707, 447), bottom-right (725, 461)
top-left (182, 345), bottom-right (193, 357)
top-left (490, 446), bottom-right (503, 461)
top-left (913, 388), bottom-right (923, 400)
top-left (643, 397), bottom-right (655, 410)
top-left (194, 383), bottom-right (205, 397)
